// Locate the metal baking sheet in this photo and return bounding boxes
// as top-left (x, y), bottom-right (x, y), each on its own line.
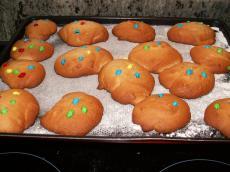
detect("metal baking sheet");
top-left (0, 16), bottom-right (230, 143)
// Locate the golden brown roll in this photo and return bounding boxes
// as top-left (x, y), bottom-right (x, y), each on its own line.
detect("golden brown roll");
top-left (98, 59), bottom-right (155, 105)
top-left (128, 41), bottom-right (182, 73)
top-left (40, 92), bottom-right (103, 136)
top-left (159, 62), bottom-right (215, 99)
top-left (0, 89), bottom-right (39, 133)
top-left (133, 93), bottom-right (191, 133)
top-left (59, 20), bottom-right (109, 46)
top-left (112, 20), bottom-right (155, 43)
top-left (54, 45), bottom-right (113, 78)
top-left (167, 21), bottom-right (215, 45)
top-left (10, 38), bottom-right (54, 62)
top-left (204, 98), bottom-right (230, 138)
top-left (190, 45), bottom-right (230, 73)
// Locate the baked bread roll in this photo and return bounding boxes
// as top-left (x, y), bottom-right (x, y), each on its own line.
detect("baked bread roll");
top-left (112, 20), bottom-right (155, 43)
top-left (133, 93), bottom-right (191, 133)
top-left (98, 59), bottom-right (155, 105)
top-left (204, 98), bottom-right (230, 138)
top-left (40, 92), bottom-right (103, 136)
top-left (0, 89), bottom-right (39, 133)
top-left (167, 21), bottom-right (215, 45)
top-left (128, 41), bottom-right (182, 73)
top-left (190, 45), bottom-right (230, 73)
top-left (0, 60), bottom-right (45, 89)
top-left (159, 62), bottom-right (215, 99)
top-left (10, 38), bottom-right (54, 62)
top-left (59, 20), bottom-right (109, 46)
top-left (25, 19), bottom-right (57, 40)
top-left (54, 45), bottom-right (113, 78)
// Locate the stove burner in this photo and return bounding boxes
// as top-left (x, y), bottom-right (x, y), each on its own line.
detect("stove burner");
top-left (160, 159), bottom-right (230, 172)
top-left (0, 152), bottom-right (61, 172)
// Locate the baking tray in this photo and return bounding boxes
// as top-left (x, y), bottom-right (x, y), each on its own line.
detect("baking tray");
top-left (0, 16), bottom-right (230, 144)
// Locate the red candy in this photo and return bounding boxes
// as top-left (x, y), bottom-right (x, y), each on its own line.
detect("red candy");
top-left (80, 21), bottom-right (85, 25)
top-left (34, 23), bottom-right (38, 27)
top-left (2, 63), bottom-right (8, 67)
top-left (18, 48), bottom-right (24, 53)
top-left (18, 72), bottom-right (26, 78)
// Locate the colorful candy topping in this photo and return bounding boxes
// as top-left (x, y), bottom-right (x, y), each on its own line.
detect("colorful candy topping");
top-left (12, 47), bottom-right (17, 52)
top-left (186, 69), bottom-right (193, 75)
top-left (61, 59), bottom-right (66, 65)
top-left (144, 45), bottom-right (150, 50)
top-left (227, 66), bottom-right (230, 71)
top-left (158, 93), bottom-right (164, 98)
top-left (2, 63), bottom-right (8, 67)
top-left (10, 99), bottom-right (16, 105)
top-left (81, 106), bottom-right (88, 113)
top-left (81, 45), bottom-right (87, 48)
top-left (86, 50), bottom-right (91, 55)
top-left (28, 44), bottom-right (35, 49)
top-left (201, 71), bottom-right (207, 78)
top-left (133, 23), bottom-right (139, 29)
top-left (74, 29), bottom-right (80, 35)
top-left (156, 41), bottom-right (161, 46)
top-left (135, 72), bottom-right (141, 78)
top-left (172, 101), bottom-right (179, 107)
top-left (78, 56), bottom-right (84, 62)
top-left (176, 23), bottom-right (183, 28)
top-left (33, 23), bottom-right (38, 27)
top-left (39, 46), bottom-right (45, 52)
top-left (12, 91), bottom-right (20, 95)
top-left (0, 107), bottom-right (8, 115)
top-left (18, 72), bottom-right (26, 78)
top-left (13, 69), bottom-right (20, 75)
top-left (186, 21), bottom-right (190, 23)
top-left (95, 47), bottom-right (101, 52)
top-left (66, 109), bottom-right (75, 118)
top-left (27, 65), bottom-right (35, 70)
top-left (204, 45), bottom-right (211, 49)
top-left (6, 69), bottom-right (13, 74)
top-left (80, 21), bottom-right (85, 25)
top-left (214, 103), bottom-right (220, 110)
top-left (72, 98), bottom-right (80, 105)
top-left (127, 64), bottom-right (133, 69)
top-left (217, 48), bottom-right (223, 54)
top-left (115, 69), bottom-right (122, 76)
top-left (18, 48), bottom-right (24, 53)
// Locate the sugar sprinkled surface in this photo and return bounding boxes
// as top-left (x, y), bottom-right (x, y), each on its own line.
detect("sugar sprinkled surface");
top-left (1, 25), bottom-right (229, 138)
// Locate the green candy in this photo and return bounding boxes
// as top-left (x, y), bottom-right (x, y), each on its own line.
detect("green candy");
top-left (214, 103), bottom-right (220, 110)
top-left (217, 48), bottom-right (223, 54)
top-left (226, 66), bottom-right (230, 71)
top-left (0, 107), bottom-right (8, 115)
top-left (39, 46), bottom-right (45, 52)
top-left (81, 106), bottom-right (88, 113)
top-left (144, 45), bottom-right (150, 50)
top-left (10, 99), bottom-right (16, 105)
top-left (66, 109), bottom-right (75, 118)
top-left (28, 44), bottom-right (34, 49)
top-left (13, 69), bottom-right (20, 75)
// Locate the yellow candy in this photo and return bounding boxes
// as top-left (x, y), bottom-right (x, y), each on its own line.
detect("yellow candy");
top-left (86, 50), bottom-right (91, 55)
top-left (5, 69), bottom-right (13, 74)
top-left (12, 91), bottom-right (20, 95)
top-left (12, 47), bottom-right (17, 52)
top-left (127, 64), bottom-right (133, 69)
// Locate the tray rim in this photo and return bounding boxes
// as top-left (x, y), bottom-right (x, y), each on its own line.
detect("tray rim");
top-left (0, 16), bottom-right (230, 144)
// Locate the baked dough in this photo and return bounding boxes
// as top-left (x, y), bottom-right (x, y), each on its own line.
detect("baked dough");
top-left (112, 20), bottom-right (155, 43)
top-left (98, 59), bottom-right (155, 105)
top-left (167, 21), bottom-right (215, 45)
top-left (132, 93), bottom-right (191, 133)
top-left (40, 92), bottom-right (103, 136)
top-left (159, 62), bottom-right (215, 99)
top-left (0, 89), bottom-right (39, 133)
top-left (128, 41), bottom-right (182, 73)
top-left (58, 20), bottom-right (109, 46)
top-left (0, 60), bottom-right (45, 89)
top-left (54, 45), bottom-right (113, 78)
top-left (10, 38), bottom-right (54, 62)
top-left (190, 45), bottom-right (230, 73)
top-left (204, 98), bottom-right (230, 138)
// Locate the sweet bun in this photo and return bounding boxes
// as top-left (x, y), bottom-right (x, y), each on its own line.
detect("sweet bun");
top-left (159, 62), bottom-right (215, 99)
top-left (167, 21), bottom-right (215, 45)
top-left (54, 45), bottom-right (113, 78)
top-left (10, 38), bottom-right (54, 62)
top-left (40, 92), bottom-right (103, 136)
top-left (58, 20), bottom-right (109, 46)
top-left (190, 45), bottom-right (230, 73)
top-left (0, 89), bottom-right (39, 133)
top-left (98, 59), bottom-right (154, 105)
top-left (25, 19), bottom-right (57, 40)
top-left (128, 41), bottom-right (182, 73)
top-left (204, 98), bottom-right (230, 137)
top-left (0, 60), bottom-right (45, 89)
top-left (112, 20), bottom-right (155, 43)
top-left (132, 93), bottom-right (191, 133)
